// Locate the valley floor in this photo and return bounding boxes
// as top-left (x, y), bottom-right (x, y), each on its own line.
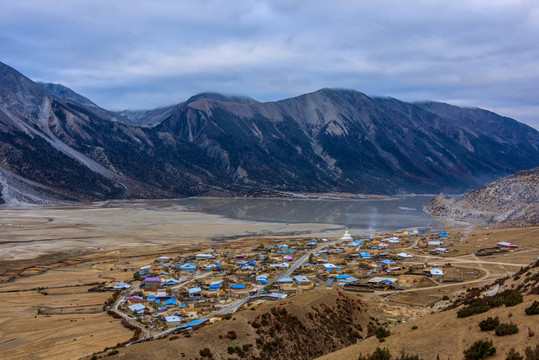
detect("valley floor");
top-left (0, 204), bottom-right (537, 360)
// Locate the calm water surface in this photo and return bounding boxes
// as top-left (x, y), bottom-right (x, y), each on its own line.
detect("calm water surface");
top-left (137, 196), bottom-right (440, 232)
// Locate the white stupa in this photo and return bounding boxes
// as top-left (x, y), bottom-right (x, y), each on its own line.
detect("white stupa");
top-left (340, 228), bottom-right (353, 241)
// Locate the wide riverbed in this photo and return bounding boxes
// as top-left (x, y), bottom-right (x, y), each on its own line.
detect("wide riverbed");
top-left (0, 196), bottom-right (439, 260)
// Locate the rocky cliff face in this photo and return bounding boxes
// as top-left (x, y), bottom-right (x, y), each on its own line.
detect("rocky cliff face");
top-left (1, 60), bottom-right (538, 204)
top-left (426, 167), bottom-right (539, 226)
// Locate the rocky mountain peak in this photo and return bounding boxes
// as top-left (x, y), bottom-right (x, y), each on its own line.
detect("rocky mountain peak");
top-left (1, 61), bottom-right (538, 204)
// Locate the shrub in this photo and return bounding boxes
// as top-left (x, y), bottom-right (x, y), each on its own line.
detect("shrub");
top-left (463, 340), bottom-right (496, 359)
top-left (479, 317), bottom-right (500, 331)
top-left (199, 347), bottom-right (212, 357)
top-left (505, 348), bottom-right (524, 360)
top-left (107, 350), bottom-right (119, 356)
top-left (396, 352), bottom-right (423, 360)
top-left (358, 347), bottom-right (391, 360)
top-left (458, 298), bottom-right (490, 318)
top-left (251, 321), bottom-right (260, 328)
top-left (368, 324), bottom-right (390, 340)
top-left (524, 344), bottom-right (539, 360)
top-left (357, 348), bottom-right (424, 360)
top-left (458, 289), bottom-right (524, 318)
top-left (495, 322), bottom-right (519, 336)
top-left (228, 346), bottom-right (235, 354)
top-left (525, 301), bottom-right (539, 315)
top-left (501, 290), bottom-right (523, 307)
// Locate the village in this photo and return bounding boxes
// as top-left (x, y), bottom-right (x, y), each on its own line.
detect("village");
top-left (102, 228), bottom-right (520, 338)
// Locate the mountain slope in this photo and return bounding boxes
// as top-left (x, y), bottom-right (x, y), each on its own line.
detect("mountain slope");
top-left (318, 291), bottom-right (539, 360)
top-left (0, 62), bottom-right (225, 203)
top-left (154, 88), bottom-right (539, 194)
top-left (426, 167), bottom-right (539, 226)
top-left (1, 61), bottom-right (539, 204)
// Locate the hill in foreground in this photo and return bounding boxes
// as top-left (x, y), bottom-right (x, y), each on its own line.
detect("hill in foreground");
top-left (95, 260), bottom-right (539, 360)
top-left (427, 167), bottom-right (539, 227)
top-left (102, 288), bottom-right (372, 360)
top-left (318, 261), bottom-right (539, 360)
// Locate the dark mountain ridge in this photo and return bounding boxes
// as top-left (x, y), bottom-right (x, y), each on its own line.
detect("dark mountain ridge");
top-left (1, 61), bottom-right (538, 204)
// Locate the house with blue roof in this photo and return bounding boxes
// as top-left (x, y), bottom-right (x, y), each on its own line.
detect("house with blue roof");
top-left (139, 265), bottom-right (151, 275)
top-left (179, 263), bottom-right (197, 271)
top-left (177, 318), bottom-right (209, 329)
top-left (165, 298), bottom-right (178, 306)
top-left (209, 280), bottom-right (222, 291)
top-left (165, 278), bottom-right (180, 286)
top-left (322, 263), bottom-right (340, 271)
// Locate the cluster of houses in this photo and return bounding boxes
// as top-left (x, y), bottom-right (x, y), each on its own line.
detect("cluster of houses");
top-left (110, 228), bottom-right (501, 332)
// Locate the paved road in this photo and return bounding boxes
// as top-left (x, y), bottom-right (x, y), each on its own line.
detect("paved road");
top-left (115, 238), bottom-right (347, 340)
top-left (218, 239), bottom-right (343, 314)
top-left (111, 281), bottom-right (151, 338)
top-left (280, 240), bottom-right (339, 278)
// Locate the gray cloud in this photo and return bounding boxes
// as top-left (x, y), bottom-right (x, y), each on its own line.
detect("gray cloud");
top-left (1, 0), bottom-right (538, 129)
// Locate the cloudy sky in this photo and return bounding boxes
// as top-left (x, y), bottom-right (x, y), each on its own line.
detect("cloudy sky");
top-left (1, 0), bottom-right (538, 129)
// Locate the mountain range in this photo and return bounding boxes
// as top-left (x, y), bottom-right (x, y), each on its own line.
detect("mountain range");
top-left (0, 61), bottom-right (538, 205)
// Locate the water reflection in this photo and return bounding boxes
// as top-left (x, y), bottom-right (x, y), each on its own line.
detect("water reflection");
top-left (138, 196), bottom-right (440, 231)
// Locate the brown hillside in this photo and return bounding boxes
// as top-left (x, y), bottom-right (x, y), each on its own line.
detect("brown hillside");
top-left (427, 167), bottom-right (539, 227)
top-left (318, 262), bottom-right (539, 360)
top-left (102, 288), bottom-right (373, 360)
top-left (318, 296), bottom-right (538, 360)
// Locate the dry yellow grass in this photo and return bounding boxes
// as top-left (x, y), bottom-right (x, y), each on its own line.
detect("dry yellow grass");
top-left (317, 296), bottom-right (539, 360)
top-left (0, 206), bottom-right (536, 360)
